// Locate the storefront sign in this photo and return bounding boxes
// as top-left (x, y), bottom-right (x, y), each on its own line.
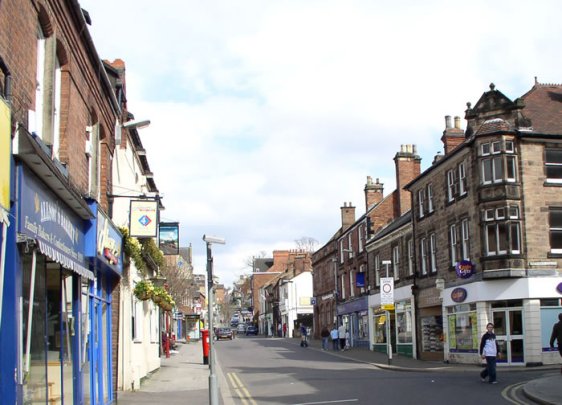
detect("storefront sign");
top-left (451, 287), bottom-right (468, 303)
top-left (18, 168), bottom-right (92, 279)
top-left (96, 208), bottom-right (123, 274)
top-left (455, 260), bottom-right (475, 279)
top-left (356, 272), bottom-right (365, 288)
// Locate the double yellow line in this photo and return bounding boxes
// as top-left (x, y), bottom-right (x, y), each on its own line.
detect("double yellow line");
top-left (227, 372), bottom-right (257, 405)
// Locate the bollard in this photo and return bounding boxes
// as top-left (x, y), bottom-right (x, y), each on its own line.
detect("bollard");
top-left (201, 329), bottom-right (210, 365)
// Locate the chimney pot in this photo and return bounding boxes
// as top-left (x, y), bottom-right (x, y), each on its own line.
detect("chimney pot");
top-left (445, 115), bottom-right (452, 128)
top-left (454, 116), bottom-right (461, 129)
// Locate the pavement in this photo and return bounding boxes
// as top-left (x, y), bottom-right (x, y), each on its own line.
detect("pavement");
top-left (115, 337), bottom-right (562, 405)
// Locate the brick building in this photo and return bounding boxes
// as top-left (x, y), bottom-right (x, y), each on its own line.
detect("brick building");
top-left (0, 1), bottom-right (155, 403)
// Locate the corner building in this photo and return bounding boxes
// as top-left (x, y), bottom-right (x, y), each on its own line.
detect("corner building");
top-left (406, 82), bottom-right (562, 365)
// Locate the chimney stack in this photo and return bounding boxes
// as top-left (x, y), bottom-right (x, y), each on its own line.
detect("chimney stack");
top-left (365, 176), bottom-right (384, 211)
top-left (441, 115), bottom-right (465, 155)
top-left (340, 202), bottom-right (356, 231)
top-left (394, 144), bottom-right (421, 216)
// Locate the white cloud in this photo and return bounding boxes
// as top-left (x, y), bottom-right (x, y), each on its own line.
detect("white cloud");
top-left (81, 0), bottom-right (562, 285)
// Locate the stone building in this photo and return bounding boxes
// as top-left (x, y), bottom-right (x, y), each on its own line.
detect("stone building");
top-left (406, 82), bottom-right (562, 365)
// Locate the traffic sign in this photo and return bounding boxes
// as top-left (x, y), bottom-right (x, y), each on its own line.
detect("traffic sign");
top-left (380, 277), bottom-right (394, 305)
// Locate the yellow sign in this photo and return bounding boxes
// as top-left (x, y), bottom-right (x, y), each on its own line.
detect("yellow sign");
top-left (377, 315), bottom-right (386, 325)
top-left (0, 98), bottom-right (10, 211)
top-left (381, 304), bottom-right (395, 311)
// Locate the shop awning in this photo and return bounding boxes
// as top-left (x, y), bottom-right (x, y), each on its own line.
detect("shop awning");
top-left (38, 240), bottom-right (94, 280)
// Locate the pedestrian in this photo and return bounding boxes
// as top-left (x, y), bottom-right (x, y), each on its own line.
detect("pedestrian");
top-left (479, 323), bottom-right (501, 384)
top-left (549, 313), bottom-right (562, 374)
top-left (283, 322), bottom-right (287, 338)
top-left (321, 326), bottom-right (330, 350)
top-left (330, 325), bottom-right (339, 350)
top-left (344, 329), bottom-right (350, 350)
top-left (338, 323), bottom-right (346, 351)
top-left (300, 324), bottom-right (308, 347)
top-left (278, 323), bottom-right (282, 337)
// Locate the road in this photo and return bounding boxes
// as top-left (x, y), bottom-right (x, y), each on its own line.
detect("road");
top-left (215, 336), bottom-right (543, 405)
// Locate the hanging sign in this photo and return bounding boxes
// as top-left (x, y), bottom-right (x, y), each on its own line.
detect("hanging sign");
top-left (380, 277), bottom-right (394, 305)
top-left (455, 260), bottom-right (475, 279)
top-left (129, 200), bottom-right (158, 238)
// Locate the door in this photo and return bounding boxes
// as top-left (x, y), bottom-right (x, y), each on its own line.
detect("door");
top-left (492, 309), bottom-right (524, 364)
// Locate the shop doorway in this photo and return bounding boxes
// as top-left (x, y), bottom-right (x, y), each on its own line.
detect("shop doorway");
top-left (492, 309), bottom-right (524, 364)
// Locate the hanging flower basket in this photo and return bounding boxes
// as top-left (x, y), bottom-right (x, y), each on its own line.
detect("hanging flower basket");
top-left (133, 280), bottom-right (154, 301)
top-left (151, 286), bottom-right (166, 304)
top-left (152, 295), bottom-right (163, 303)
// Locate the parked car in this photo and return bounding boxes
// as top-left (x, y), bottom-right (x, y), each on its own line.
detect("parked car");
top-left (245, 325), bottom-right (258, 336)
top-left (216, 327), bottom-right (234, 340)
top-left (237, 323), bottom-right (247, 333)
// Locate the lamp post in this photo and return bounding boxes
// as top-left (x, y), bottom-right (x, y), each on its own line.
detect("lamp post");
top-left (381, 260), bottom-right (393, 365)
top-left (203, 234), bottom-right (225, 405)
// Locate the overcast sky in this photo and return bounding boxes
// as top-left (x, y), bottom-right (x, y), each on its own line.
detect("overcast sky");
top-left (80, 0), bottom-right (562, 287)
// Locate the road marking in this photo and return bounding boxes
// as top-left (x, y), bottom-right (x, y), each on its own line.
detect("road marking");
top-left (501, 382), bottom-right (529, 405)
top-left (293, 400), bottom-right (359, 405)
top-left (227, 372), bottom-right (257, 405)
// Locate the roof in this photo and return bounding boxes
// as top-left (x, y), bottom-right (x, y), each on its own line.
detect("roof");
top-left (519, 82), bottom-right (562, 135)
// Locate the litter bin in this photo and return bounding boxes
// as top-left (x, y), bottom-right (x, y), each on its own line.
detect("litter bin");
top-left (201, 329), bottom-right (210, 365)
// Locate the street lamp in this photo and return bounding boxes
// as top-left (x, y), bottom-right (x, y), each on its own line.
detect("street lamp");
top-left (203, 234), bottom-right (225, 405)
top-left (381, 260), bottom-right (393, 365)
top-left (116, 117), bottom-right (151, 146)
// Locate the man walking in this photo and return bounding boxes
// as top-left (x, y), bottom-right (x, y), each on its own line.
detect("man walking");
top-left (480, 323), bottom-right (501, 384)
top-left (550, 313), bottom-right (562, 374)
top-left (300, 324), bottom-right (308, 347)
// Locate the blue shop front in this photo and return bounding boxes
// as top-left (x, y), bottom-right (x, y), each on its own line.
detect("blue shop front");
top-left (16, 164), bottom-right (94, 405)
top-left (337, 296), bottom-right (369, 348)
top-left (85, 201), bottom-right (123, 405)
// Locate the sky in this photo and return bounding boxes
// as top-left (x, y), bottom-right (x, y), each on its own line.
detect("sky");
top-left (80, 0), bottom-right (562, 287)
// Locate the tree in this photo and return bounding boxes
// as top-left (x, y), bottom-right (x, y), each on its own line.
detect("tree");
top-left (295, 236), bottom-right (318, 252)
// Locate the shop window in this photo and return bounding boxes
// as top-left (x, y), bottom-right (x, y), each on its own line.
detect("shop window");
top-left (549, 207), bottom-right (562, 254)
top-left (447, 305), bottom-right (478, 353)
top-left (421, 316), bottom-right (444, 352)
top-left (396, 302), bottom-right (413, 344)
top-left (545, 149), bottom-right (562, 183)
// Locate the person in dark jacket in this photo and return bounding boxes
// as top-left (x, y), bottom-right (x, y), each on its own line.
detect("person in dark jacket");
top-left (479, 323), bottom-right (501, 384)
top-left (550, 313), bottom-right (562, 374)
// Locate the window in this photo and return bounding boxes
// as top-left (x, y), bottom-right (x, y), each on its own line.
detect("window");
top-left (374, 255), bottom-right (380, 286)
top-left (348, 234), bottom-right (353, 258)
top-left (87, 124), bottom-right (100, 200)
top-left (545, 149), bottom-right (562, 183)
top-left (483, 206), bottom-right (521, 256)
top-left (418, 189), bottom-right (425, 218)
top-left (461, 219), bottom-right (470, 260)
top-left (393, 245), bottom-right (400, 280)
top-left (480, 140), bottom-right (517, 185)
top-left (429, 233), bottom-right (437, 273)
top-left (549, 208), bottom-right (562, 254)
top-left (458, 163), bottom-right (466, 196)
top-left (340, 241), bottom-right (344, 263)
top-left (449, 224), bottom-right (458, 266)
top-left (407, 239), bottom-right (414, 276)
top-left (420, 238), bottom-right (427, 275)
top-left (358, 225), bottom-right (364, 252)
top-left (427, 184), bottom-right (434, 213)
top-left (340, 274), bottom-right (346, 300)
top-left (447, 170), bottom-right (455, 201)
top-left (349, 270), bottom-right (355, 297)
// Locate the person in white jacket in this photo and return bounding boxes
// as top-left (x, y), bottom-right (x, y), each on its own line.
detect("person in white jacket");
top-left (479, 323), bottom-right (501, 384)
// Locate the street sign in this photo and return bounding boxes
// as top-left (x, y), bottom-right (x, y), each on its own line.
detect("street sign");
top-left (380, 277), bottom-right (394, 305)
